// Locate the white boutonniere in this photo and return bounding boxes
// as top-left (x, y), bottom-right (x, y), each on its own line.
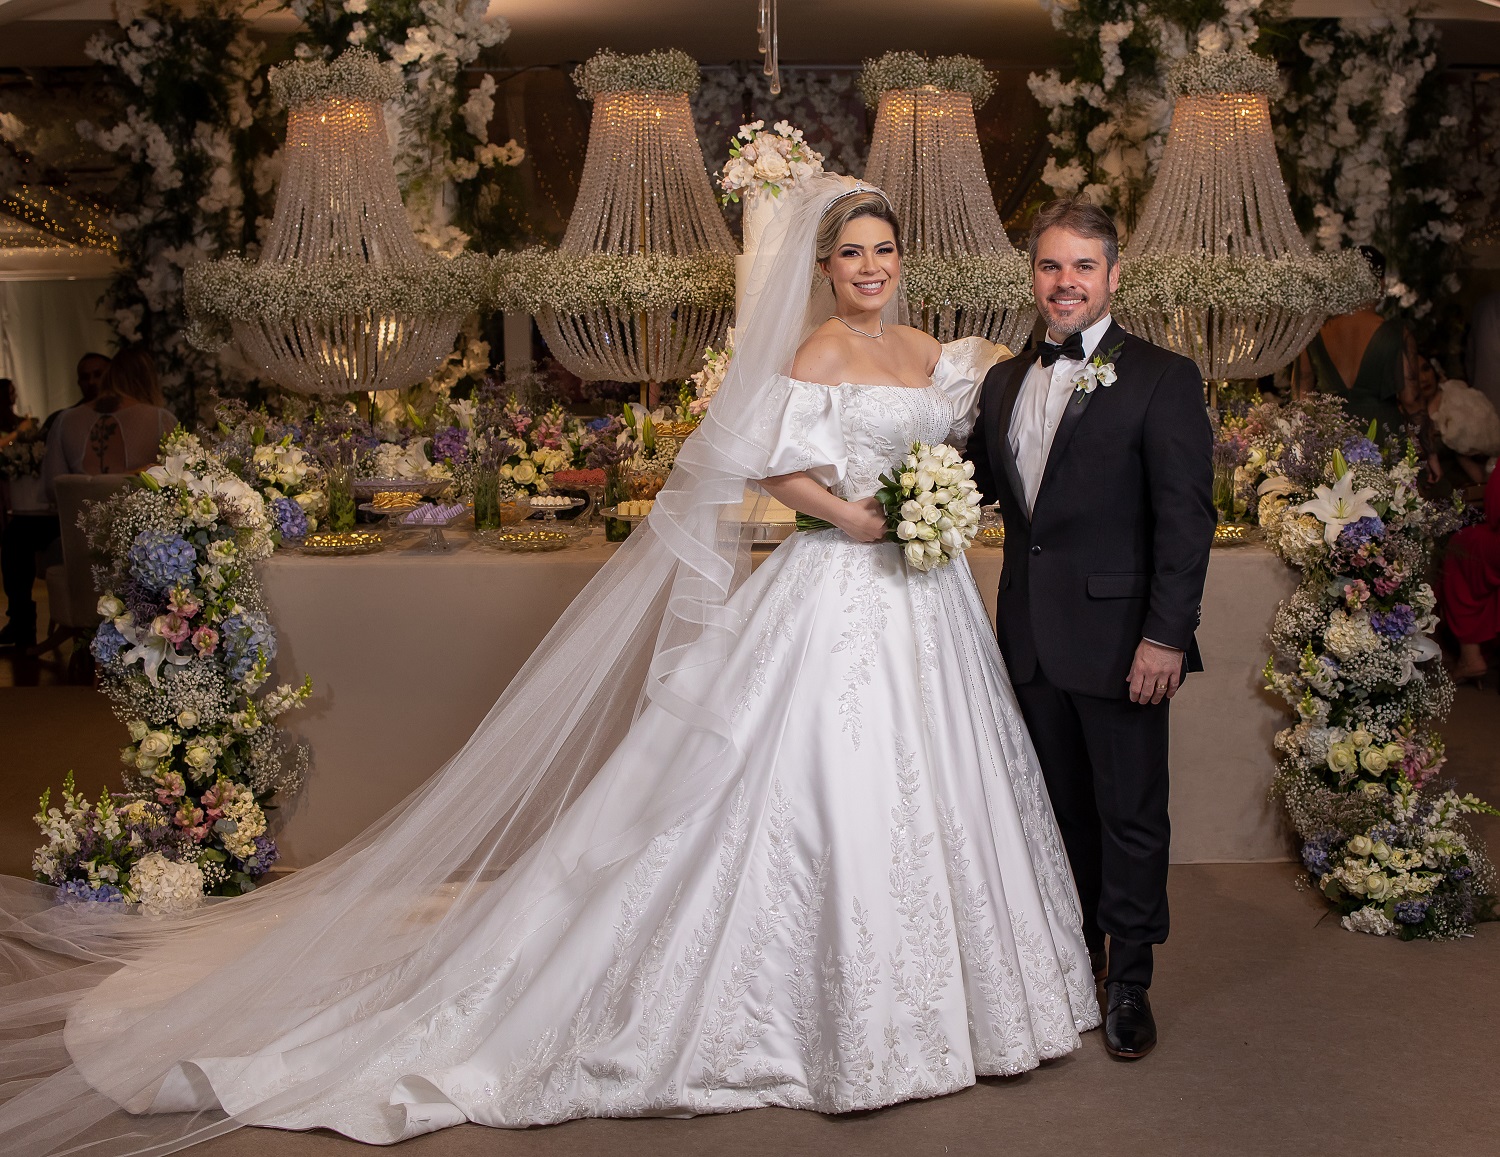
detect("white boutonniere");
top-left (1073, 342), bottom-right (1123, 402)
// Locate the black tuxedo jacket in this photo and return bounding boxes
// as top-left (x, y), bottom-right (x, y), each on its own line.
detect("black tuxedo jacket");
top-left (967, 321), bottom-right (1215, 700)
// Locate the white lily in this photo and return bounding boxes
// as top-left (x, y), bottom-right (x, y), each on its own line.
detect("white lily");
top-left (115, 620), bottom-right (193, 687)
top-left (1294, 471), bottom-right (1379, 545)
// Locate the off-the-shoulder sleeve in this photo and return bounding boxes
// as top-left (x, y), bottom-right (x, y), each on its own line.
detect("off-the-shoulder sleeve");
top-left (933, 335), bottom-right (1009, 446)
top-left (755, 377), bottom-right (847, 489)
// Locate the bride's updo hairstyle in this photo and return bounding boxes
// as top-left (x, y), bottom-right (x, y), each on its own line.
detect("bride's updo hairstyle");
top-left (814, 190), bottom-right (903, 265)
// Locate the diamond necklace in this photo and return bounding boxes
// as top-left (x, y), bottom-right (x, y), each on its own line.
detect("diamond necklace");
top-left (831, 314), bottom-right (884, 339)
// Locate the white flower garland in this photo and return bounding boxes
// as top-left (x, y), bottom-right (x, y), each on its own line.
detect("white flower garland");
top-left (858, 51), bottom-right (996, 109)
top-left (491, 250), bottom-right (736, 314)
top-left (572, 49), bottom-right (702, 101)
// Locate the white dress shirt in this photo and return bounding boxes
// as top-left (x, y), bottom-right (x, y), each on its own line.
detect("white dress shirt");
top-left (1008, 313), bottom-right (1114, 515)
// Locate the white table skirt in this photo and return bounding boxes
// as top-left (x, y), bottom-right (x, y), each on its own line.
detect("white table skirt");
top-left (261, 533), bottom-right (1299, 867)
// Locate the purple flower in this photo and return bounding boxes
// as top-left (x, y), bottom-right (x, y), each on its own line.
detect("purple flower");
top-left (1301, 832), bottom-right (1340, 878)
top-left (1337, 516), bottom-right (1385, 551)
top-left (56, 880), bottom-right (125, 905)
top-left (238, 834), bottom-right (280, 878)
top-left (91, 620), bottom-right (129, 663)
top-left (1450, 865), bottom-right (1473, 882)
top-left (270, 496), bottom-right (308, 541)
top-left (1370, 604), bottom-right (1416, 641)
top-left (1342, 437), bottom-right (1382, 466)
top-left (1393, 899), bottom-right (1430, 925)
top-left (431, 425), bottom-right (469, 464)
top-left (128, 530), bottom-right (198, 591)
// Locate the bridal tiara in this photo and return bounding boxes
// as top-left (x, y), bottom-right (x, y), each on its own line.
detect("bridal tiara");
top-left (827, 179), bottom-right (893, 209)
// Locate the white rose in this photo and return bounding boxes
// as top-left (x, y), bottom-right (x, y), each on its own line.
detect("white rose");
top-left (97, 593), bottom-right (125, 618)
top-left (904, 541), bottom-right (926, 567)
top-left (138, 731), bottom-right (175, 760)
top-left (900, 500), bottom-right (923, 521)
top-left (175, 709), bottom-right (200, 730)
top-left (183, 745), bottom-right (215, 772)
top-left (127, 719), bottom-right (150, 742)
top-left (513, 461), bottom-right (537, 484)
top-left (897, 521), bottom-right (919, 541)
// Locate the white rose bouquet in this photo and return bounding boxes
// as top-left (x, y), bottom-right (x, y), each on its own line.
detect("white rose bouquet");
top-left (795, 442), bottom-right (983, 572)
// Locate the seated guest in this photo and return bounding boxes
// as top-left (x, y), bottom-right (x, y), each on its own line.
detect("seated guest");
top-left (41, 346), bottom-right (175, 505)
top-left (0, 377), bottom-right (33, 450)
top-left (1294, 246), bottom-right (1420, 441)
top-left (1442, 461), bottom-right (1500, 684)
top-left (1, 353), bottom-right (117, 648)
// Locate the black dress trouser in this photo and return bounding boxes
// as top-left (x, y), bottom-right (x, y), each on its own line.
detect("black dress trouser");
top-left (1, 513), bottom-right (60, 632)
top-left (1012, 665), bottom-right (1171, 988)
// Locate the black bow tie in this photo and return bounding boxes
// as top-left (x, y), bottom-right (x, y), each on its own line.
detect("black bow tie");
top-left (1038, 332), bottom-right (1086, 367)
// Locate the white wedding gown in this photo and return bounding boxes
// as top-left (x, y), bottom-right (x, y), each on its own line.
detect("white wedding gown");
top-left (66, 343), bottom-right (1100, 1143)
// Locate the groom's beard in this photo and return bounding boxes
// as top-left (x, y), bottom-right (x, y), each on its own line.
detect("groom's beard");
top-left (1039, 287), bottom-right (1112, 339)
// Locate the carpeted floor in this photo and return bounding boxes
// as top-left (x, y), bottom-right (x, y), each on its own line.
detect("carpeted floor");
top-left (2, 677), bottom-right (1498, 1157)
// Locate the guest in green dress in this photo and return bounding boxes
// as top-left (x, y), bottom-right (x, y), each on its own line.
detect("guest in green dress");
top-left (1293, 246), bottom-right (1420, 440)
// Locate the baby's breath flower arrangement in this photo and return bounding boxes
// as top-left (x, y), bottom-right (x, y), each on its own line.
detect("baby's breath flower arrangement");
top-left (900, 253), bottom-right (1035, 314)
top-left (33, 429), bottom-right (311, 910)
top-left (490, 250), bottom-right (736, 315)
top-left (858, 52), bottom-right (996, 109)
top-left (571, 48), bottom-right (702, 100)
top-left (1166, 47), bottom-right (1279, 98)
top-left (1224, 397), bottom-right (1496, 938)
top-left (1115, 251), bottom-right (1378, 317)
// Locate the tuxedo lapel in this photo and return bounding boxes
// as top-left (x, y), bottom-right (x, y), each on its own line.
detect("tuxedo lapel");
top-left (992, 349), bottom-right (1036, 526)
top-left (1037, 320), bottom-right (1125, 500)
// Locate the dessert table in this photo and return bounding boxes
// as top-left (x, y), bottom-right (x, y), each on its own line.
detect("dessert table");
top-left (261, 531), bottom-right (1300, 867)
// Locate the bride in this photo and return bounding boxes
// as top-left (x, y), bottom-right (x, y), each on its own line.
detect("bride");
top-left (0, 175), bottom-right (1097, 1155)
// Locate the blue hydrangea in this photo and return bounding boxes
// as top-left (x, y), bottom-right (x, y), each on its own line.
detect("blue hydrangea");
top-left (128, 529), bottom-right (198, 591)
top-left (1450, 865), bottom-right (1473, 882)
top-left (1370, 604), bottom-right (1416, 641)
top-left (56, 880), bottom-right (124, 904)
top-left (221, 611), bottom-right (277, 681)
top-left (1337, 516), bottom-right (1385, 551)
top-left (1342, 437), bottom-right (1382, 466)
top-left (1393, 899), bottom-right (1430, 925)
top-left (270, 496), bottom-right (308, 541)
top-left (91, 620), bottom-right (129, 664)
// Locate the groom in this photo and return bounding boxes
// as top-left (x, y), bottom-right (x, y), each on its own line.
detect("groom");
top-left (967, 199), bottom-right (1214, 1060)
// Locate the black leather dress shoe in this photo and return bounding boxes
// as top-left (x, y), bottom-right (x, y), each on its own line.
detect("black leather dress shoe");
top-left (1104, 982), bottom-right (1156, 1059)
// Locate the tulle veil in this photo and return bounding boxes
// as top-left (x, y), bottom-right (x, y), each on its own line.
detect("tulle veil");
top-left (0, 173), bottom-right (902, 1156)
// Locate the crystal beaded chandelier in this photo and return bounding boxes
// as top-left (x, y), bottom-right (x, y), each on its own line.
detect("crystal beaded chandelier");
top-left (860, 53), bottom-right (1034, 349)
top-left (524, 50), bottom-right (736, 390)
top-left (187, 51), bottom-right (484, 397)
top-left (1116, 51), bottom-right (1376, 388)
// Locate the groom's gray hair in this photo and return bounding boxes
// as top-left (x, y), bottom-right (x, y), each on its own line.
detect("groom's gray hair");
top-left (1027, 199), bottom-right (1119, 269)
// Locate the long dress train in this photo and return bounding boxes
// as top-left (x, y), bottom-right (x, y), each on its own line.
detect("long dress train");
top-left (58, 342), bottom-right (1099, 1143)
